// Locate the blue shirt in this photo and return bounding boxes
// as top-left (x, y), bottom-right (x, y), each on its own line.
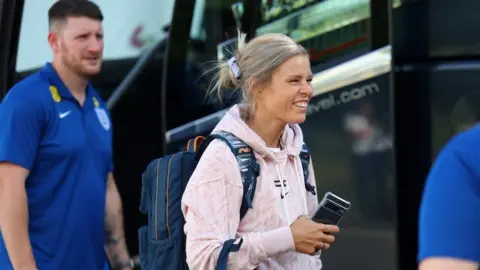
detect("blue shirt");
top-left (418, 125), bottom-right (480, 263)
top-left (0, 63), bottom-right (113, 269)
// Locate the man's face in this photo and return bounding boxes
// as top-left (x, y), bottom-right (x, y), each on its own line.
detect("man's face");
top-left (50, 16), bottom-right (104, 78)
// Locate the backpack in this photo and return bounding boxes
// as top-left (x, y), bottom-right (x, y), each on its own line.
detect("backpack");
top-left (138, 131), bottom-right (315, 270)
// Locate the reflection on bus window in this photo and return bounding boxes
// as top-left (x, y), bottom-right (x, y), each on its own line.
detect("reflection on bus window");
top-left (185, 0), bottom-right (242, 110)
top-left (163, 0), bottom-right (242, 131)
top-left (16, 0), bottom-right (175, 72)
top-left (302, 64), bottom-right (396, 270)
top-left (260, 0), bottom-right (371, 66)
top-left (231, 0), bottom-right (401, 68)
top-left (432, 87), bottom-right (480, 157)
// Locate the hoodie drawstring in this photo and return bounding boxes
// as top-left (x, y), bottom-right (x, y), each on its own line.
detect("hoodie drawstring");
top-left (293, 158), bottom-right (309, 215)
top-left (275, 158), bottom-right (309, 225)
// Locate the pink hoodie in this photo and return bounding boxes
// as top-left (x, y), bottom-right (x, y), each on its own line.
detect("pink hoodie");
top-left (181, 105), bottom-right (321, 269)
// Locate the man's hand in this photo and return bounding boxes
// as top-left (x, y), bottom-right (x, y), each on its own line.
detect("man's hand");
top-left (104, 173), bottom-right (132, 270)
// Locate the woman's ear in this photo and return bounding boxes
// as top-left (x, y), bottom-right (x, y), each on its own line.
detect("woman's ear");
top-left (247, 78), bottom-right (256, 94)
top-left (248, 78), bottom-right (264, 100)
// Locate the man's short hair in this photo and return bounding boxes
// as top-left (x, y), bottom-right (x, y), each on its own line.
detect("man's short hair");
top-left (48, 0), bottom-right (103, 29)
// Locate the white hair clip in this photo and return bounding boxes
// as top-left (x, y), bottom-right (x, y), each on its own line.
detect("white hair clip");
top-left (228, 56), bottom-right (241, 79)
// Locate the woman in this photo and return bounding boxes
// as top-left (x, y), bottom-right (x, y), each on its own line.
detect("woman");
top-left (181, 33), bottom-right (339, 269)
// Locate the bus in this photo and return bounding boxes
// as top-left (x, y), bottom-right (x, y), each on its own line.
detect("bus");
top-left (1, 0), bottom-right (480, 269)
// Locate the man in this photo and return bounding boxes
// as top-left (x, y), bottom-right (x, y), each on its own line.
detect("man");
top-left (418, 125), bottom-right (480, 270)
top-left (0, 1), bottom-right (133, 269)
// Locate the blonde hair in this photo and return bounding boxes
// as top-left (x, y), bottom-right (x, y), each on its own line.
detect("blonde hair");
top-left (208, 32), bottom-right (308, 120)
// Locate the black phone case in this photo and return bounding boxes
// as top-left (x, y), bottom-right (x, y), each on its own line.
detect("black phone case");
top-left (312, 205), bottom-right (343, 225)
top-left (312, 193), bottom-right (351, 225)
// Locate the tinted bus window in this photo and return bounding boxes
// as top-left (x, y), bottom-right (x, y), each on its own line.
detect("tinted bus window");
top-left (428, 65), bottom-right (480, 157)
top-left (16, 0), bottom-right (175, 72)
top-left (256, 0), bottom-right (371, 68)
top-left (184, 0), bottom-right (243, 111)
top-left (301, 47), bottom-right (396, 270)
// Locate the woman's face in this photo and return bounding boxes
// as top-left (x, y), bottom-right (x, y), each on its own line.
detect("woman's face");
top-left (254, 54), bottom-right (313, 125)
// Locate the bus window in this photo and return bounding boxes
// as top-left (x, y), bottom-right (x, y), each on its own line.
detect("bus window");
top-left (257, 0), bottom-right (371, 69)
top-left (168, 0), bottom-right (242, 128)
top-left (301, 47), bottom-right (396, 270)
top-left (15, 0), bottom-right (176, 102)
top-left (431, 72), bottom-right (480, 157)
top-left (16, 0), bottom-right (175, 74)
top-left (229, 0), bottom-right (402, 71)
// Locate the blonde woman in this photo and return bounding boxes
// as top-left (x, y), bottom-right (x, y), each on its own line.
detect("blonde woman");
top-left (181, 33), bottom-right (339, 269)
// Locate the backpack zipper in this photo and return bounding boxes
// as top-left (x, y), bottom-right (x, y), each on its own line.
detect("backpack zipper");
top-left (154, 154), bottom-right (176, 240)
top-left (154, 158), bottom-right (163, 240)
top-left (165, 154), bottom-right (176, 238)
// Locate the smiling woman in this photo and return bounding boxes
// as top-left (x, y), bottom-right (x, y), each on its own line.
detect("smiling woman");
top-left (181, 32), bottom-right (338, 270)
top-left (210, 32), bottom-right (313, 129)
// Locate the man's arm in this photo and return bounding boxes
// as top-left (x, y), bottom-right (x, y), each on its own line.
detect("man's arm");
top-left (104, 173), bottom-right (132, 270)
top-left (0, 163), bottom-right (36, 270)
top-left (0, 89), bottom-right (44, 270)
top-left (418, 131), bottom-right (480, 269)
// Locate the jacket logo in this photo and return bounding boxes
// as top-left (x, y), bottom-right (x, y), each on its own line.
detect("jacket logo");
top-left (274, 180), bottom-right (289, 200)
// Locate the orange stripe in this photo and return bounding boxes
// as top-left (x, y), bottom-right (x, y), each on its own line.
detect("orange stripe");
top-left (193, 136), bottom-right (205, 152)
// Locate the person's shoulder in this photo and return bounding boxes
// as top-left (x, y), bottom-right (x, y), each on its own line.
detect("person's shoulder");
top-left (4, 71), bottom-right (51, 104)
top-left (429, 125), bottom-right (480, 184)
top-left (189, 138), bottom-right (242, 187)
top-left (443, 124), bottom-right (480, 160)
top-left (419, 124), bottom-right (480, 263)
top-left (199, 139), bottom-right (233, 165)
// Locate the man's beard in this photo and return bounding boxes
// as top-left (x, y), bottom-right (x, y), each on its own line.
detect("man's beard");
top-left (61, 53), bottom-right (101, 79)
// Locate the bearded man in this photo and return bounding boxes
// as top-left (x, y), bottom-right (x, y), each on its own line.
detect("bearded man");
top-left (0, 1), bottom-right (132, 269)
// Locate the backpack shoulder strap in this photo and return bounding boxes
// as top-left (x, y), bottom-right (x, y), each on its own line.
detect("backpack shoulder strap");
top-left (186, 136), bottom-right (205, 152)
top-left (300, 143), bottom-right (316, 196)
top-left (196, 131), bottom-right (260, 270)
top-left (195, 131), bottom-right (260, 220)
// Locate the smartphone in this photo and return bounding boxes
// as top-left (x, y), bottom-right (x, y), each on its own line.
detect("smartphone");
top-left (311, 192), bottom-right (351, 225)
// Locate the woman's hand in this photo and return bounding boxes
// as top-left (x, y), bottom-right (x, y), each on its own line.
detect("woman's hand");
top-left (289, 216), bottom-right (339, 255)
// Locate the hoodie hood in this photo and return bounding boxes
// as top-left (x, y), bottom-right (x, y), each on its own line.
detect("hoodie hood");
top-left (213, 105), bottom-right (305, 162)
